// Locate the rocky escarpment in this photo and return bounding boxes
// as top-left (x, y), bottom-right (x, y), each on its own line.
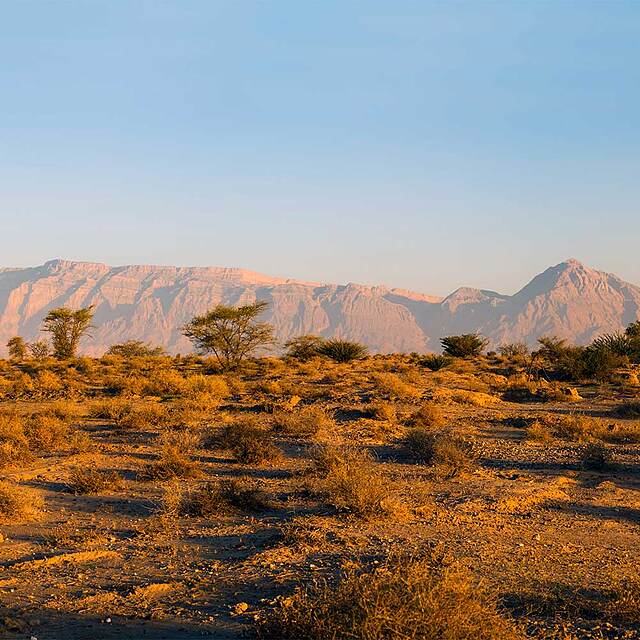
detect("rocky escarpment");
top-left (0, 258), bottom-right (638, 355)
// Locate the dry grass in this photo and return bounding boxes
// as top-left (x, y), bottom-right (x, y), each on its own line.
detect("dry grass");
top-left (271, 405), bottom-right (333, 438)
top-left (66, 467), bottom-right (123, 494)
top-left (0, 480), bottom-right (44, 523)
top-left (217, 418), bottom-right (282, 464)
top-left (407, 402), bottom-right (445, 428)
top-left (258, 550), bottom-right (524, 640)
top-left (179, 478), bottom-right (271, 516)
top-left (404, 427), bottom-right (477, 478)
top-left (311, 445), bottom-right (403, 519)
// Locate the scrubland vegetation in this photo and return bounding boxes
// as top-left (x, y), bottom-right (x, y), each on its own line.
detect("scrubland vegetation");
top-left (1, 306), bottom-right (640, 638)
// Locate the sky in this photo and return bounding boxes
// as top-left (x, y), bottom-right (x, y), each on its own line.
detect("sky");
top-left (1, 1), bottom-right (639, 296)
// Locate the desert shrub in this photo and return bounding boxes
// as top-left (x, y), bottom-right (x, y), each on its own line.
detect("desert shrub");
top-left (90, 400), bottom-right (170, 430)
top-left (365, 401), bottom-right (397, 422)
top-left (579, 443), bottom-right (612, 471)
top-left (407, 403), bottom-right (444, 428)
top-left (141, 370), bottom-right (188, 397)
top-left (0, 481), bottom-right (44, 523)
top-left (311, 445), bottom-right (401, 519)
top-left (217, 418), bottom-right (282, 464)
top-left (317, 340), bottom-right (369, 363)
top-left (284, 335), bottom-right (325, 361)
top-left (106, 340), bottom-right (166, 357)
top-left (0, 414), bottom-right (31, 468)
top-left (524, 421), bottom-right (555, 443)
top-left (404, 427), bottom-right (477, 478)
top-left (141, 440), bottom-right (200, 481)
top-left (103, 374), bottom-right (147, 396)
top-left (440, 334), bottom-right (488, 358)
top-left (23, 414), bottom-right (70, 451)
top-left (613, 401), bottom-right (640, 419)
top-left (550, 414), bottom-right (604, 443)
top-left (371, 372), bottom-right (420, 400)
top-left (41, 400), bottom-right (82, 422)
top-left (498, 342), bottom-right (530, 358)
top-left (182, 374), bottom-right (229, 402)
top-left (419, 354), bottom-right (452, 371)
top-left (67, 467), bottom-right (123, 494)
top-left (180, 478), bottom-right (271, 516)
top-left (258, 550), bottom-right (524, 640)
top-left (271, 406), bottom-right (332, 438)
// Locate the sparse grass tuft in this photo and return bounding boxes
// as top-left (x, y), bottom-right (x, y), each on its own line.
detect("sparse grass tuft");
top-left (217, 418), bottom-right (282, 464)
top-left (180, 478), bottom-right (271, 516)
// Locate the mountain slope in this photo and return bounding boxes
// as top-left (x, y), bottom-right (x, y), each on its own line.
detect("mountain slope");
top-left (0, 258), bottom-right (638, 355)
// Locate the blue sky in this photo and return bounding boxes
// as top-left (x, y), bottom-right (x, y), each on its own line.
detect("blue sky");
top-left (1, 1), bottom-right (639, 295)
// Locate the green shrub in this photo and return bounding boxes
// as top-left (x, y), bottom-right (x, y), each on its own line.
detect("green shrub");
top-left (440, 334), bottom-right (488, 358)
top-left (419, 354), bottom-right (452, 371)
top-left (317, 340), bottom-right (369, 363)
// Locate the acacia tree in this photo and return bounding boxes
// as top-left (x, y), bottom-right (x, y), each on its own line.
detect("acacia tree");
top-left (42, 306), bottom-right (94, 360)
top-left (7, 336), bottom-right (27, 362)
top-left (182, 301), bottom-right (274, 370)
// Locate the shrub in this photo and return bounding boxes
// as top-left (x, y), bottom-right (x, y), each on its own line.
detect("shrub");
top-left (258, 550), bottom-right (524, 640)
top-left (141, 431), bottom-right (201, 480)
top-left (317, 340), bottom-right (369, 363)
top-left (24, 414), bottom-right (70, 451)
top-left (284, 335), bottom-right (325, 361)
top-left (613, 401), bottom-right (640, 419)
top-left (106, 340), bottom-right (166, 357)
top-left (217, 418), bottom-right (282, 464)
top-left (366, 401), bottom-right (397, 422)
top-left (419, 354), bottom-right (452, 371)
top-left (271, 406), bottom-right (332, 438)
top-left (404, 428), bottom-right (477, 478)
top-left (407, 403), bottom-right (444, 428)
top-left (67, 468), bottom-right (122, 494)
top-left (579, 443), bottom-right (611, 471)
top-left (440, 334), bottom-right (488, 358)
top-left (0, 414), bottom-right (31, 468)
top-left (498, 342), bottom-right (530, 358)
top-left (311, 445), bottom-right (401, 519)
top-left (182, 374), bottom-right (229, 402)
top-left (0, 481), bottom-right (44, 523)
top-left (180, 478), bottom-right (271, 516)
top-left (371, 372), bottom-right (420, 400)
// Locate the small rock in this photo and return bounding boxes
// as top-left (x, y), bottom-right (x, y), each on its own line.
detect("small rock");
top-left (233, 602), bottom-right (249, 615)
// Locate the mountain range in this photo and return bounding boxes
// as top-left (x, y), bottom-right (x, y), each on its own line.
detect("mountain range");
top-left (0, 258), bottom-right (638, 356)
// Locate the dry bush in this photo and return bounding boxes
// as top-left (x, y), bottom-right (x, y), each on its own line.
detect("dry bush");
top-left (579, 443), bottom-right (612, 471)
top-left (258, 550), bottom-right (523, 640)
top-left (524, 421), bottom-right (555, 443)
top-left (371, 372), bottom-right (420, 400)
top-left (141, 369), bottom-right (188, 397)
top-left (182, 374), bottom-right (229, 401)
top-left (0, 480), bottom-right (44, 523)
top-left (67, 467), bottom-right (123, 494)
top-left (0, 414), bottom-right (32, 468)
top-left (407, 403), bottom-right (445, 429)
top-left (404, 427), bottom-right (477, 478)
top-left (23, 414), bottom-right (70, 451)
top-left (528, 414), bottom-right (640, 445)
top-left (40, 399), bottom-right (82, 422)
top-left (612, 401), bottom-right (640, 418)
top-left (216, 418), bottom-right (282, 464)
top-left (179, 478), bottom-right (271, 516)
top-left (140, 432), bottom-right (201, 480)
top-left (311, 445), bottom-right (402, 519)
top-left (90, 399), bottom-right (170, 430)
top-left (271, 406), bottom-right (333, 438)
top-left (365, 401), bottom-right (397, 422)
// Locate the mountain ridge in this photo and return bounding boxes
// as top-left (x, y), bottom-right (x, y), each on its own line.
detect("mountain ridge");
top-left (0, 258), bottom-right (638, 355)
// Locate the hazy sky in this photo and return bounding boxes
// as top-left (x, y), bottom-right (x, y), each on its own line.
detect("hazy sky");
top-left (1, 1), bottom-right (639, 296)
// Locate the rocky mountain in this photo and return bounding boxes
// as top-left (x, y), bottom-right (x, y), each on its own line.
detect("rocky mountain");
top-left (0, 258), bottom-right (638, 355)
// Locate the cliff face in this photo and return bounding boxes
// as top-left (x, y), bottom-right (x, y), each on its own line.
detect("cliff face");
top-left (0, 258), bottom-right (638, 355)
